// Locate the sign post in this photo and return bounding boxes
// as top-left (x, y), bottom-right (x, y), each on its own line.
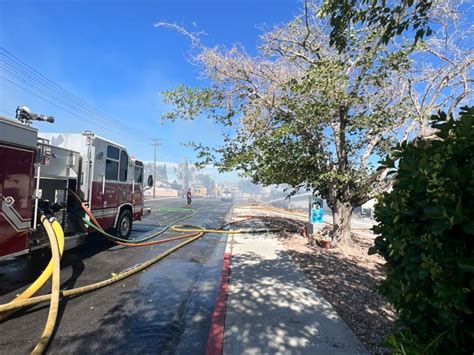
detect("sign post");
top-left (306, 194), bottom-right (324, 236)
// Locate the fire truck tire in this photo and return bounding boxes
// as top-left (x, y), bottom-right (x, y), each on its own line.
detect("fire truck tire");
top-left (115, 209), bottom-right (133, 239)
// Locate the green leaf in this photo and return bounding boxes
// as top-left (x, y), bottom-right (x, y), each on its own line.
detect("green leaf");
top-left (457, 259), bottom-right (474, 273)
top-left (368, 246), bottom-right (377, 255)
top-left (385, 334), bottom-right (398, 348)
top-left (431, 221), bottom-right (448, 235)
top-left (462, 221), bottom-right (474, 235)
top-left (423, 206), bottom-right (442, 218)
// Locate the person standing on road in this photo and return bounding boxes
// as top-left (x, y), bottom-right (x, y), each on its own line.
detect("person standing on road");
top-left (186, 188), bottom-right (192, 207)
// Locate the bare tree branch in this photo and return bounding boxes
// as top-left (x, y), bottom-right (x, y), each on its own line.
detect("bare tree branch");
top-left (154, 22), bottom-right (206, 48)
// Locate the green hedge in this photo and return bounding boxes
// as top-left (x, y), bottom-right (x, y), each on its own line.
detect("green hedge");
top-left (370, 107), bottom-right (474, 354)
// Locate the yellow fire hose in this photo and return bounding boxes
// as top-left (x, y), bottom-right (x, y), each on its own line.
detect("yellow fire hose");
top-left (0, 221), bottom-right (281, 316)
top-left (1, 201), bottom-right (365, 354)
top-left (0, 204), bottom-right (284, 353)
top-left (0, 229), bottom-right (205, 315)
top-left (0, 221), bottom-right (282, 316)
top-left (32, 216), bottom-right (62, 355)
top-left (171, 224), bottom-right (282, 234)
top-left (5, 221), bottom-right (64, 305)
top-left (0, 220), bottom-right (65, 322)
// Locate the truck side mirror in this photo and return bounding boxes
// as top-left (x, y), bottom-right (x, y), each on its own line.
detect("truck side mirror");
top-left (147, 175), bottom-right (153, 187)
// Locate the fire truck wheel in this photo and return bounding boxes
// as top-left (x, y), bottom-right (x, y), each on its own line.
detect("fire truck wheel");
top-left (116, 210), bottom-right (133, 239)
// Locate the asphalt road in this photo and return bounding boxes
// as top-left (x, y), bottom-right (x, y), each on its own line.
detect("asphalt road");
top-left (0, 198), bottom-right (232, 355)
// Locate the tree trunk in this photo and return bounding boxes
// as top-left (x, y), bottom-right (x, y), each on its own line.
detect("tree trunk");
top-left (331, 200), bottom-right (353, 246)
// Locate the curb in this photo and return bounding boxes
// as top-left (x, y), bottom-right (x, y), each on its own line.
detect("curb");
top-left (205, 252), bottom-right (232, 355)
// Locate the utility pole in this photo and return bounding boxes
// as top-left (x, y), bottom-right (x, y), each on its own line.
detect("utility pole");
top-left (150, 139), bottom-right (161, 199)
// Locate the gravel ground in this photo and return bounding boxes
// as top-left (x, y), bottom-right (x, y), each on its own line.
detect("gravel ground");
top-left (234, 208), bottom-right (396, 355)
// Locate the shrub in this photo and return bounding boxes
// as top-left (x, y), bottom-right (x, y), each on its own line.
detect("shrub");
top-left (370, 107), bottom-right (474, 354)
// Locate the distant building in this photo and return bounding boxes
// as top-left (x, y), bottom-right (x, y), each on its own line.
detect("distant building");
top-left (170, 180), bottom-right (182, 191)
top-left (193, 184), bottom-right (207, 197)
top-left (143, 180), bottom-right (178, 198)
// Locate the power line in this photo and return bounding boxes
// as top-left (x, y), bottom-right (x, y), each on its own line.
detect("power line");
top-left (0, 59), bottom-right (132, 135)
top-left (0, 47), bottom-right (125, 130)
top-left (0, 55), bottom-right (124, 132)
top-left (0, 47), bottom-right (151, 140)
top-left (0, 66), bottom-right (124, 133)
top-left (0, 60), bottom-right (123, 130)
top-left (0, 107), bottom-right (14, 116)
top-left (0, 75), bottom-right (124, 134)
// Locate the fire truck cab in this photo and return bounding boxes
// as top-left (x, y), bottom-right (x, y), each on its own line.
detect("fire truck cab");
top-left (0, 112), bottom-right (147, 260)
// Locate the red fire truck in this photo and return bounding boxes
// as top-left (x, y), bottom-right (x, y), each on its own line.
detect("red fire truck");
top-left (0, 107), bottom-right (150, 260)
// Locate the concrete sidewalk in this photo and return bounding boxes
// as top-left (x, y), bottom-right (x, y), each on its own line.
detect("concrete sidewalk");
top-left (223, 223), bottom-right (368, 354)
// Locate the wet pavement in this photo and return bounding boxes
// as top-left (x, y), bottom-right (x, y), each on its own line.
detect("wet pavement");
top-left (0, 198), bottom-right (232, 354)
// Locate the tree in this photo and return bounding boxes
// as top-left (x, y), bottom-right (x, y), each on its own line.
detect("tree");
top-left (158, 1), bottom-right (471, 245)
top-left (322, 0), bottom-right (474, 136)
top-left (156, 164), bottom-right (169, 181)
top-left (322, 0), bottom-right (473, 137)
top-left (402, 0), bottom-right (474, 138)
top-left (319, 0), bottom-right (434, 50)
top-left (174, 160), bottom-right (196, 190)
top-left (197, 173), bottom-right (216, 195)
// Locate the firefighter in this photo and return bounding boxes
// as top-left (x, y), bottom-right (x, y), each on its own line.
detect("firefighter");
top-left (186, 188), bottom-right (192, 207)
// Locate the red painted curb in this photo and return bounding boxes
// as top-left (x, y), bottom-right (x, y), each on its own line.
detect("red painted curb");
top-left (205, 252), bottom-right (232, 355)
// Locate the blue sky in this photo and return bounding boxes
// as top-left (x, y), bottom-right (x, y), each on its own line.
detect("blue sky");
top-left (0, 0), bottom-right (301, 181)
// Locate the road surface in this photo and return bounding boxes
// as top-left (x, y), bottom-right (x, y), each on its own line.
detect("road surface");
top-left (0, 198), bottom-right (232, 354)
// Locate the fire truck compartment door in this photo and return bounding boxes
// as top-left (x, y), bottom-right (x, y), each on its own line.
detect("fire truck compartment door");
top-left (0, 146), bottom-right (34, 258)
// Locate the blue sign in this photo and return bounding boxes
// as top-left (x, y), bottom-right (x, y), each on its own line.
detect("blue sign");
top-left (311, 205), bottom-right (323, 224)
